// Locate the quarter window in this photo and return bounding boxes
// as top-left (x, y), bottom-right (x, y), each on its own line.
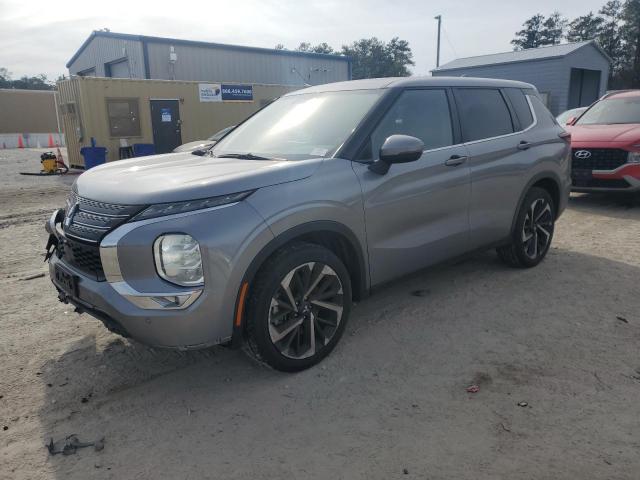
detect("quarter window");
top-left (368, 89), bottom-right (454, 159)
top-left (504, 88), bottom-right (534, 130)
top-left (455, 88), bottom-right (514, 142)
top-left (106, 98), bottom-right (141, 137)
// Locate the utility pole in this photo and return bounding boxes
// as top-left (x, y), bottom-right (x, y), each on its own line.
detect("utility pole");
top-left (434, 15), bottom-right (442, 68)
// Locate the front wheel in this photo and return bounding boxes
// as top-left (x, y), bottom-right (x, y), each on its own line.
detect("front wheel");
top-left (497, 187), bottom-right (555, 268)
top-left (245, 242), bottom-right (352, 372)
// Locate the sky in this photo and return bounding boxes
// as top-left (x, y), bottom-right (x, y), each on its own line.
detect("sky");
top-left (0, 0), bottom-right (610, 80)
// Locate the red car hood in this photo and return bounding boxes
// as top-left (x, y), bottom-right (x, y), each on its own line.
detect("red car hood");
top-left (567, 123), bottom-right (640, 145)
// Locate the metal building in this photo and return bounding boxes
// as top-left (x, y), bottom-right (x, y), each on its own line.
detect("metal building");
top-left (432, 41), bottom-right (611, 115)
top-left (66, 31), bottom-right (351, 86)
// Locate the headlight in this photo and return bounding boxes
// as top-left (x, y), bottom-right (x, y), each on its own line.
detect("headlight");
top-left (628, 151), bottom-right (640, 164)
top-left (134, 191), bottom-right (254, 221)
top-left (153, 234), bottom-right (204, 286)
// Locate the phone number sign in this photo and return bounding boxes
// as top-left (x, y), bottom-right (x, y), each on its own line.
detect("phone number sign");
top-left (221, 84), bottom-right (253, 102)
top-left (199, 83), bottom-right (254, 102)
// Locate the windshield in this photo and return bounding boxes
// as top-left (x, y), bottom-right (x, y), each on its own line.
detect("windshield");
top-left (211, 90), bottom-right (383, 160)
top-left (576, 96), bottom-right (640, 125)
top-left (557, 107), bottom-right (585, 125)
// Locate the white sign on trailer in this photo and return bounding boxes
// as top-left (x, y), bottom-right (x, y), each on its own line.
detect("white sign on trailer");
top-left (199, 83), bottom-right (222, 102)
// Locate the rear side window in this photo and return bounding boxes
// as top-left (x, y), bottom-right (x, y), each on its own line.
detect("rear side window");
top-left (368, 89), bottom-right (453, 159)
top-left (504, 88), bottom-right (534, 130)
top-left (454, 88), bottom-right (514, 142)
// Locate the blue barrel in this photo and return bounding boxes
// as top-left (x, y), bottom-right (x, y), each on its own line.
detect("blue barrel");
top-left (132, 143), bottom-right (156, 157)
top-left (80, 147), bottom-right (107, 169)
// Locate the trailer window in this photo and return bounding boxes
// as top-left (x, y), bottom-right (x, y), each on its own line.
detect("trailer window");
top-left (106, 98), bottom-right (141, 137)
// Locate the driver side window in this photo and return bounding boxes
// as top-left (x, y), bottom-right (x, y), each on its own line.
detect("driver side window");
top-left (364, 89), bottom-right (454, 160)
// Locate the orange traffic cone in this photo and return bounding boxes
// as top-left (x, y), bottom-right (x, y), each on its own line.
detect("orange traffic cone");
top-left (48, 133), bottom-right (55, 148)
top-left (17, 135), bottom-right (24, 148)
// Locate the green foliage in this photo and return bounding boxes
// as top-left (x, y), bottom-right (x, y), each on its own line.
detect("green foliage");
top-left (278, 37), bottom-right (414, 79)
top-left (511, 14), bottom-right (546, 50)
top-left (341, 37), bottom-right (414, 79)
top-left (0, 69), bottom-right (55, 90)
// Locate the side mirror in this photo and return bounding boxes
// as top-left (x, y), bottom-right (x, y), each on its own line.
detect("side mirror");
top-left (368, 135), bottom-right (425, 175)
top-left (566, 116), bottom-right (576, 126)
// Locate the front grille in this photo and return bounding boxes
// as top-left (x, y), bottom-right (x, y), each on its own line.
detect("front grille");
top-left (571, 148), bottom-right (628, 171)
top-left (59, 193), bottom-right (144, 280)
top-left (63, 192), bottom-right (143, 243)
top-left (58, 237), bottom-right (105, 281)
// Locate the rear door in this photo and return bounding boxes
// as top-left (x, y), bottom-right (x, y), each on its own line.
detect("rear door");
top-left (453, 87), bottom-right (536, 248)
top-left (150, 99), bottom-right (182, 153)
top-left (352, 88), bottom-right (471, 286)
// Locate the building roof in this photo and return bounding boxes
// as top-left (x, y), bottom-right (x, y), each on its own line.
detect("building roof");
top-left (432, 40), bottom-right (612, 72)
top-left (67, 31), bottom-right (351, 69)
top-left (288, 76), bottom-right (534, 95)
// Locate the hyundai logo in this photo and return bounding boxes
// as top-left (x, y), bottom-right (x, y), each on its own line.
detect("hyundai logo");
top-left (574, 150), bottom-right (592, 159)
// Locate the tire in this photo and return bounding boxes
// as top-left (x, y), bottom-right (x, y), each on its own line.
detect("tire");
top-left (245, 242), bottom-right (352, 372)
top-left (497, 187), bottom-right (555, 268)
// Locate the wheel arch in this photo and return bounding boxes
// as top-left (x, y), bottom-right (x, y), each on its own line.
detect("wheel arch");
top-left (231, 220), bottom-right (368, 345)
top-left (510, 172), bottom-right (561, 236)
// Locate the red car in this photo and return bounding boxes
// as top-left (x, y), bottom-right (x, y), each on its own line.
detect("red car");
top-left (567, 90), bottom-right (640, 192)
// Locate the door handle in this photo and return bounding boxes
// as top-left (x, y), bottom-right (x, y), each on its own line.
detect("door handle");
top-left (444, 155), bottom-right (467, 167)
top-left (517, 141), bottom-right (531, 150)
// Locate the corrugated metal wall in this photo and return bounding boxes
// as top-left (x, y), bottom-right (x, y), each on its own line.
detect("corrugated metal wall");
top-left (432, 44), bottom-right (610, 115)
top-left (57, 77), bottom-right (298, 167)
top-left (146, 42), bottom-right (350, 86)
top-left (68, 36), bottom-right (145, 78)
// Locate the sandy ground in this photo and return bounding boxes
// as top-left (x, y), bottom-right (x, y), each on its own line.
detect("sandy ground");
top-left (1, 148), bottom-right (639, 479)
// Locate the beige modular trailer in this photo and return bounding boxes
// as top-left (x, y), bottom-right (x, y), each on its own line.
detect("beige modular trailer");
top-left (57, 76), bottom-right (298, 167)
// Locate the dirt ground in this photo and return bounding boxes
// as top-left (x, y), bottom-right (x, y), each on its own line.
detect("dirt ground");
top-left (1, 148), bottom-right (639, 480)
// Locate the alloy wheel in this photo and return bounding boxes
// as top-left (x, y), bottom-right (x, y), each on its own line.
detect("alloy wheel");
top-left (268, 262), bottom-right (344, 359)
top-left (521, 198), bottom-right (553, 260)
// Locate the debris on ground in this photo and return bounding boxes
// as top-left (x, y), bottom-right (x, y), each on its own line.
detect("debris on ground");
top-left (47, 435), bottom-right (105, 456)
top-left (19, 272), bottom-right (45, 281)
top-left (466, 385), bottom-right (480, 393)
top-left (403, 468), bottom-right (409, 474)
top-left (517, 401), bottom-right (528, 407)
top-left (616, 316), bottom-right (629, 324)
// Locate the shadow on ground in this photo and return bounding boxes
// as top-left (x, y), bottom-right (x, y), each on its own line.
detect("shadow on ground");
top-left (35, 245), bottom-right (640, 479)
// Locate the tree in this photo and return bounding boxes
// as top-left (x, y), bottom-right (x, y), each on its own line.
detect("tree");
top-left (540, 11), bottom-right (568, 45)
top-left (511, 14), bottom-right (546, 50)
top-left (596, 1), bottom-right (625, 74)
top-left (622, 0), bottom-right (640, 87)
top-left (0, 69), bottom-right (55, 90)
top-left (295, 42), bottom-right (312, 52)
top-left (274, 43), bottom-right (286, 50)
top-left (567, 12), bottom-right (603, 42)
top-left (341, 37), bottom-right (414, 79)
top-left (310, 42), bottom-right (334, 54)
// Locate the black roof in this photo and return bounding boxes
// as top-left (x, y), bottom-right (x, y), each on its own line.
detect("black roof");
top-left (67, 31), bottom-right (351, 68)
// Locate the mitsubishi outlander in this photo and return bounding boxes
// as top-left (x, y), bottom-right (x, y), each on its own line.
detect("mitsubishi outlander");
top-left (46, 77), bottom-right (571, 371)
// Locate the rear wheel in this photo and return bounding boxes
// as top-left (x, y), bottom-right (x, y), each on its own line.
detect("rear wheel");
top-left (245, 242), bottom-right (351, 371)
top-left (497, 187), bottom-right (555, 268)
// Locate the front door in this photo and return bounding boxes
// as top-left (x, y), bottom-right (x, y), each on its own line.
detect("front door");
top-left (150, 99), bottom-right (182, 153)
top-left (353, 89), bottom-right (471, 286)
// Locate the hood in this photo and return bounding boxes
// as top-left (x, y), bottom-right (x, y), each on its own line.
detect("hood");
top-left (567, 123), bottom-right (640, 144)
top-left (173, 140), bottom-right (215, 153)
top-left (75, 151), bottom-right (323, 204)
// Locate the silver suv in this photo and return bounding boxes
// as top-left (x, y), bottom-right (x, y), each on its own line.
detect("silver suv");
top-left (46, 77), bottom-right (571, 371)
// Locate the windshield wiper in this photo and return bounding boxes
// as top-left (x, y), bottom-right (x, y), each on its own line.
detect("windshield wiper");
top-left (214, 153), bottom-right (274, 161)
